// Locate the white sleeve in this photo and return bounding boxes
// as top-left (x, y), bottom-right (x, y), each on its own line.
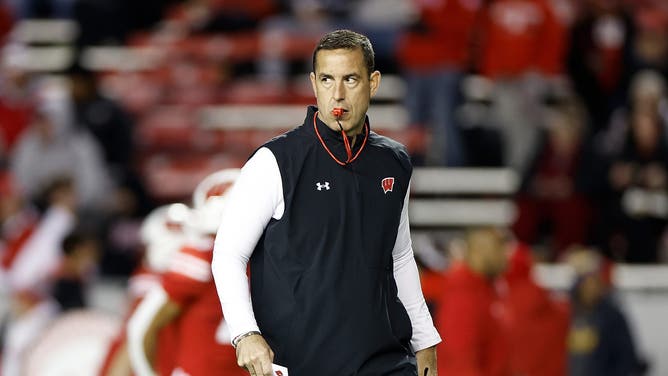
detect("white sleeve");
top-left (393, 185), bottom-right (442, 351)
top-left (8, 206), bottom-right (75, 292)
top-left (127, 286), bottom-right (168, 376)
top-left (211, 147), bottom-right (283, 343)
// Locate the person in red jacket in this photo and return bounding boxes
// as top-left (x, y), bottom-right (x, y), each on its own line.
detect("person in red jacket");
top-left (512, 99), bottom-right (594, 260)
top-left (478, 0), bottom-right (566, 79)
top-left (436, 226), bottom-right (511, 376)
top-left (477, 0), bottom-right (573, 173)
top-left (500, 242), bottom-right (570, 376)
top-left (396, 0), bottom-right (483, 166)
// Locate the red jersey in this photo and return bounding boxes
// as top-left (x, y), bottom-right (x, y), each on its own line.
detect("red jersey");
top-left (436, 263), bottom-right (510, 376)
top-left (500, 245), bottom-right (570, 376)
top-left (397, 0), bottom-right (482, 70)
top-left (97, 266), bottom-right (178, 376)
top-left (160, 241), bottom-right (243, 376)
top-left (500, 278), bottom-right (570, 376)
top-left (479, 0), bottom-right (565, 78)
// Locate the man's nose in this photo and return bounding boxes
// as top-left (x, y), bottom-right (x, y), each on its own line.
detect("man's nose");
top-left (333, 80), bottom-right (345, 101)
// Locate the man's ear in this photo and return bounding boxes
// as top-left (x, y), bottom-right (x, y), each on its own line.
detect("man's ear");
top-left (309, 72), bottom-right (317, 97)
top-left (369, 70), bottom-right (381, 97)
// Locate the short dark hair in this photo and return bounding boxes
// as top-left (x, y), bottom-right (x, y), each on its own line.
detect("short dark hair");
top-left (312, 29), bottom-right (375, 75)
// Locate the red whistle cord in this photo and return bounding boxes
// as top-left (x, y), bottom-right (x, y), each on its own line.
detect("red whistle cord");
top-left (339, 122), bottom-right (353, 162)
top-left (313, 111), bottom-right (368, 166)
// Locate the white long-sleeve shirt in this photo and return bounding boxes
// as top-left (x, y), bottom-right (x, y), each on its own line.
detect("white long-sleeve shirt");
top-left (212, 147), bottom-right (441, 351)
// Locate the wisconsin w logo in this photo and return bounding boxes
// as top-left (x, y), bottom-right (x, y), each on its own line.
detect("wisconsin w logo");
top-left (381, 177), bottom-right (394, 194)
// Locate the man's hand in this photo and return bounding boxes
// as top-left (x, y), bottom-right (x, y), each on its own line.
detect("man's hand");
top-left (416, 345), bottom-right (437, 376)
top-left (235, 334), bottom-right (275, 376)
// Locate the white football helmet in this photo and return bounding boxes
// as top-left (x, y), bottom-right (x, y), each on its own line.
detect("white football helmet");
top-left (191, 168), bottom-right (240, 235)
top-left (140, 203), bottom-right (190, 272)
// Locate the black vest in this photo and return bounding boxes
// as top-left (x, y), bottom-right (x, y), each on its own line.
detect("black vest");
top-left (250, 106), bottom-right (416, 375)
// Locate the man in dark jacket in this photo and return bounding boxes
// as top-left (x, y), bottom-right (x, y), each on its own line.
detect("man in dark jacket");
top-left (567, 249), bottom-right (643, 376)
top-left (212, 30), bottom-right (441, 376)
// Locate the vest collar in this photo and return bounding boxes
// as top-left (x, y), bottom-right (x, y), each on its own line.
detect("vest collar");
top-left (304, 106), bottom-right (370, 165)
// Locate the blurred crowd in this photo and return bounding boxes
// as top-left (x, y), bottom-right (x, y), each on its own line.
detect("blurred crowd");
top-left (0, 0), bottom-right (666, 374)
top-left (396, 0), bottom-right (668, 265)
top-left (422, 227), bottom-right (648, 376)
top-left (0, 0), bottom-right (666, 265)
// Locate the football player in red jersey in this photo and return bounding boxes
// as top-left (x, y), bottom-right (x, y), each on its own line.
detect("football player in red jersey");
top-left (127, 169), bottom-right (243, 376)
top-left (99, 203), bottom-right (189, 376)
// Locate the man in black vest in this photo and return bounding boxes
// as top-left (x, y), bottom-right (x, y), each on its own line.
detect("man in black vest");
top-left (212, 29), bottom-right (441, 376)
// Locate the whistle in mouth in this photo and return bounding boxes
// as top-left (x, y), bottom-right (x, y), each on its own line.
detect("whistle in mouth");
top-left (332, 108), bottom-right (345, 118)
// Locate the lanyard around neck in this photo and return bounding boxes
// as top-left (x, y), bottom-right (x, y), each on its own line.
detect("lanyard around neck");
top-left (313, 111), bottom-right (369, 166)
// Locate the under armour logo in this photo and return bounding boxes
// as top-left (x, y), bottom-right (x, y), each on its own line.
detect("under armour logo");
top-left (316, 182), bottom-right (330, 191)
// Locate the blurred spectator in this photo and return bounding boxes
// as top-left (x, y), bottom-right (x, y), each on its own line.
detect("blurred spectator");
top-left (1, 177), bottom-right (77, 376)
top-left (69, 67), bottom-right (133, 184)
top-left (595, 70), bottom-right (668, 262)
top-left (500, 242), bottom-right (570, 376)
top-left (52, 230), bottom-right (99, 311)
top-left (478, 0), bottom-right (569, 173)
top-left (436, 226), bottom-right (511, 375)
top-left (512, 97), bottom-right (596, 260)
top-left (601, 69), bottom-right (668, 159)
top-left (346, 0), bottom-right (415, 68)
top-left (10, 89), bottom-right (114, 213)
top-left (566, 248), bottom-right (645, 375)
top-left (396, 0), bottom-right (482, 166)
top-left (629, 2), bottom-right (668, 76)
top-left (456, 75), bottom-right (505, 167)
top-left (3, 177), bottom-right (77, 300)
top-left (68, 65), bottom-right (153, 216)
top-left (479, 0), bottom-right (568, 79)
top-left (0, 60), bottom-right (36, 164)
top-left (413, 233), bottom-right (449, 318)
top-left (256, 0), bottom-right (334, 83)
top-left (0, 171), bottom-right (38, 290)
top-left (62, 65), bottom-right (152, 277)
top-left (567, 0), bottom-right (635, 132)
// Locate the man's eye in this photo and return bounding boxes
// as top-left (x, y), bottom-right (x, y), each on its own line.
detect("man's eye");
top-left (346, 77), bottom-right (357, 83)
top-left (321, 77), bottom-right (332, 83)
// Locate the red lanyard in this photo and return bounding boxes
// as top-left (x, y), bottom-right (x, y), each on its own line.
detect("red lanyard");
top-left (313, 111), bottom-right (369, 166)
